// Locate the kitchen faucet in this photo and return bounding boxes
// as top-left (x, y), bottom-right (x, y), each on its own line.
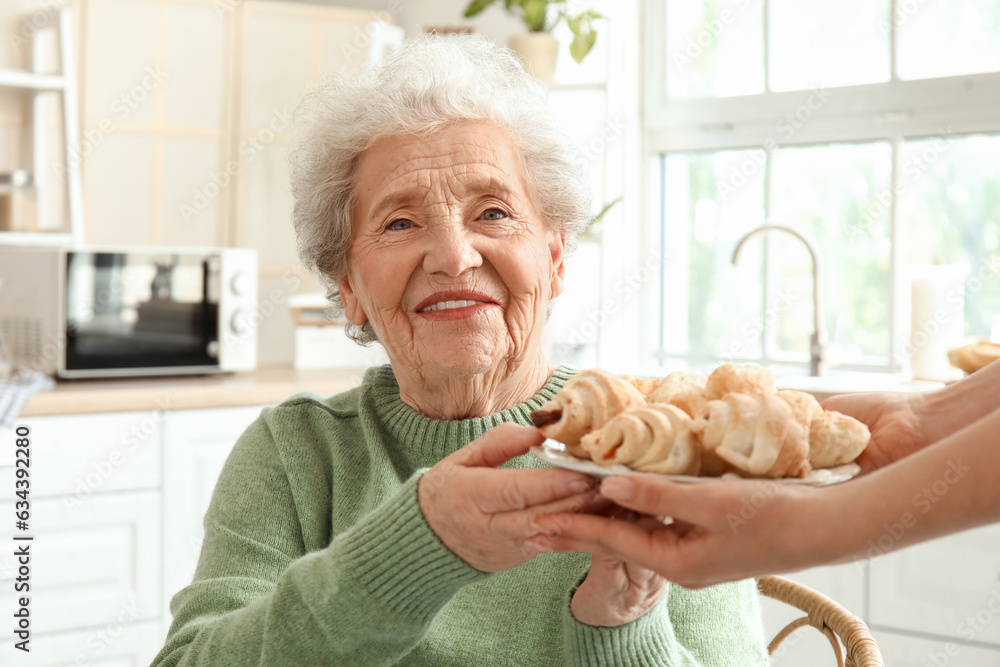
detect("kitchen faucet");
top-left (731, 224), bottom-right (827, 377)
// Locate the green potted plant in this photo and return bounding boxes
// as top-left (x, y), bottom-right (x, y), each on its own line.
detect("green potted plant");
top-left (463, 0), bottom-right (602, 84)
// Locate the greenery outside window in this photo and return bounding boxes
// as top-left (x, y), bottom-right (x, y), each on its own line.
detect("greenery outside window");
top-left (642, 0), bottom-right (1000, 375)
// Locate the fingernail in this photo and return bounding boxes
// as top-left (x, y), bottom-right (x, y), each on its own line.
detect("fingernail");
top-left (601, 477), bottom-right (635, 501)
top-left (569, 479), bottom-right (592, 493)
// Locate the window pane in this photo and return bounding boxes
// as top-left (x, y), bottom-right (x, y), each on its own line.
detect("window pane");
top-left (666, 0), bottom-right (765, 98)
top-left (900, 134), bottom-right (1000, 337)
top-left (546, 89), bottom-right (611, 368)
top-left (769, 0), bottom-right (890, 91)
top-left (768, 142), bottom-right (893, 364)
top-left (659, 150), bottom-right (767, 362)
top-left (897, 0), bottom-right (1000, 80)
top-left (547, 89), bottom-right (609, 212)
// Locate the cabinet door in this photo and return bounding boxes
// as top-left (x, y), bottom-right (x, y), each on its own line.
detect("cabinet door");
top-left (0, 412), bottom-right (161, 503)
top-left (82, 0), bottom-right (160, 245)
top-left (158, 0), bottom-right (229, 247)
top-left (876, 630), bottom-right (1000, 666)
top-left (162, 406), bottom-right (264, 622)
top-left (10, 620), bottom-right (164, 667)
top-left (83, 0), bottom-right (230, 247)
top-left (0, 491), bottom-right (160, 639)
top-left (761, 562), bottom-right (868, 665)
top-left (869, 524), bottom-right (1000, 647)
top-left (235, 2), bottom-right (381, 267)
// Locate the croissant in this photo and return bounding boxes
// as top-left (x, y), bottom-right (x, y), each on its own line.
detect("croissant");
top-left (775, 389), bottom-right (824, 431)
top-left (948, 338), bottom-right (1000, 374)
top-left (705, 363), bottom-right (775, 399)
top-left (808, 410), bottom-right (871, 468)
top-left (531, 369), bottom-right (646, 458)
top-left (622, 375), bottom-right (665, 400)
top-left (775, 389), bottom-right (870, 468)
top-left (580, 403), bottom-right (700, 475)
top-left (649, 371), bottom-right (709, 418)
top-left (693, 392), bottom-right (811, 478)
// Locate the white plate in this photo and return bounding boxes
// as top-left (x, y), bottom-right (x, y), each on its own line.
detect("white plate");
top-left (530, 439), bottom-right (861, 486)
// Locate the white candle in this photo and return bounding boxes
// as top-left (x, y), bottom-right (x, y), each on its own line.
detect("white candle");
top-left (909, 264), bottom-right (967, 381)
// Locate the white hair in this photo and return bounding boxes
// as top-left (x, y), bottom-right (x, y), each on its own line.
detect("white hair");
top-left (288, 34), bottom-right (591, 345)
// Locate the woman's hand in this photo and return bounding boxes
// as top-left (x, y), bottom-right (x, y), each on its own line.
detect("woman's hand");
top-left (418, 422), bottom-right (601, 573)
top-left (566, 509), bottom-right (669, 627)
top-left (532, 476), bottom-right (845, 589)
top-left (821, 391), bottom-right (928, 473)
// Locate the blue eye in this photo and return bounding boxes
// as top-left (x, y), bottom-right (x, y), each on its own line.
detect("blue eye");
top-left (482, 208), bottom-right (507, 221)
top-left (387, 219), bottom-right (412, 231)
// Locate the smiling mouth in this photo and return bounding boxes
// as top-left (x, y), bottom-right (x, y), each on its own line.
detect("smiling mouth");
top-left (418, 300), bottom-right (488, 313)
top-left (414, 291), bottom-right (498, 320)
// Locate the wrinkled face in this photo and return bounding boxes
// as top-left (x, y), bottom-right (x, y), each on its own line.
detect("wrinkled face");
top-left (338, 121), bottom-right (566, 379)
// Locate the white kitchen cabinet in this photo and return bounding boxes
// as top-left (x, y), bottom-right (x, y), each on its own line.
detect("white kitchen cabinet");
top-left (0, 411), bottom-right (162, 640)
top-left (82, 0), bottom-right (230, 247)
top-left (0, 404), bottom-right (262, 661)
top-left (161, 1), bottom-right (227, 131)
top-left (876, 630), bottom-right (1000, 666)
top-left (83, 0), bottom-right (160, 127)
top-left (760, 525), bottom-right (1000, 662)
top-left (870, 523), bottom-right (1000, 647)
top-left (161, 405), bottom-right (265, 630)
top-left (82, 132), bottom-right (158, 246)
top-left (0, 491), bottom-right (160, 639)
top-left (12, 620), bottom-right (163, 667)
top-left (159, 135), bottom-right (225, 247)
top-left (1, 410), bottom-right (162, 499)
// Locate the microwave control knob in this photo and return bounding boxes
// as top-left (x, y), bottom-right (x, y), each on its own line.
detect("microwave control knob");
top-left (230, 272), bottom-right (252, 296)
top-left (230, 310), bottom-right (251, 336)
top-left (206, 341), bottom-right (220, 358)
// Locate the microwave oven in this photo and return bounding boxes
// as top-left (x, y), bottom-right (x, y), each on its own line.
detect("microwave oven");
top-left (0, 245), bottom-right (257, 379)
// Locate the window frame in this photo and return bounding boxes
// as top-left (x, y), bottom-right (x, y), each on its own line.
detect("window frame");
top-left (639, 0), bottom-right (1000, 374)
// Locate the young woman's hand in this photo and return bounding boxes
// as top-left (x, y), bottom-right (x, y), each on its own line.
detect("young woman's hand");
top-left (533, 476), bottom-right (840, 589)
top-left (821, 391), bottom-right (928, 473)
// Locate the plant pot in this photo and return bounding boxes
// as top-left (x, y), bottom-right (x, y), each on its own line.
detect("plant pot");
top-left (508, 32), bottom-right (559, 85)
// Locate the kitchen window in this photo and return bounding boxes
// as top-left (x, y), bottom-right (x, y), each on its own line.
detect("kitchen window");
top-left (641, 0), bottom-right (1000, 375)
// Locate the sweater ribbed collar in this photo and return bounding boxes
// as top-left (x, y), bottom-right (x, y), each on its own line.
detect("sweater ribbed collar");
top-left (360, 364), bottom-right (576, 467)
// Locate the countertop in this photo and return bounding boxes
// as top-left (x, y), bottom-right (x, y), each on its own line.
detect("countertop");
top-left (20, 365), bottom-right (950, 417)
top-left (20, 365), bottom-right (371, 417)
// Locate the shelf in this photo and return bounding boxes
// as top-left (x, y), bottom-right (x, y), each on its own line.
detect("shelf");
top-left (0, 231), bottom-right (75, 246)
top-left (0, 68), bottom-right (66, 91)
top-left (0, 7), bottom-right (83, 247)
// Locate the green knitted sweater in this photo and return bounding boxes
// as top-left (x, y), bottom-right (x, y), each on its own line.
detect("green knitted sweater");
top-left (152, 365), bottom-right (767, 666)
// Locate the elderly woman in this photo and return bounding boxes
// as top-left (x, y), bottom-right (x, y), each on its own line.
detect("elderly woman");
top-left (153, 36), bottom-right (767, 666)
